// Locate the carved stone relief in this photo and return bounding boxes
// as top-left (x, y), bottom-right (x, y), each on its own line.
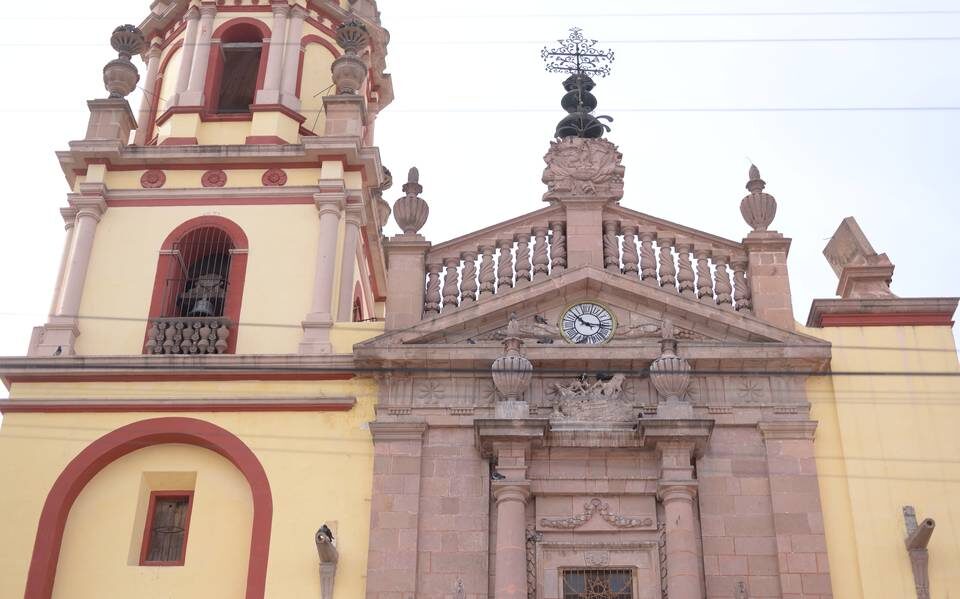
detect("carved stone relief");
top-left (548, 374), bottom-right (638, 422)
top-left (542, 137), bottom-right (625, 202)
top-left (539, 498), bottom-right (654, 530)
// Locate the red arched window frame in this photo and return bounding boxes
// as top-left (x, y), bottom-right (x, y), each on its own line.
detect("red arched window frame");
top-left (145, 216), bottom-right (249, 353)
top-left (204, 18), bottom-right (271, 116)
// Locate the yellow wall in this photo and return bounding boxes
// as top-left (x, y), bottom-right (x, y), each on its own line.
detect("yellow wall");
top-left (53, 445), bottom-right (252, 599)
top-left (0, 378), bottom-right (377, 599)
top-left (803, 324), bottom-right (960, 599)
top-left (300, 41), bottom-right (337, 135)
top-left (76, 204), bottom-right (319, 355)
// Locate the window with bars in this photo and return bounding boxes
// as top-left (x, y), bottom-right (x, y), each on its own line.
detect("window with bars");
top-left (562, 569), bottom-right (634, 599)
top-left (140, 492), bottom-right (193, 566)
top-left (159, 227), bottom-right (234, 319)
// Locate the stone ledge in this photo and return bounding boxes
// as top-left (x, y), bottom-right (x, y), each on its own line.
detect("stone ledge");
top-left (806, 297), bottom-right (958, 327)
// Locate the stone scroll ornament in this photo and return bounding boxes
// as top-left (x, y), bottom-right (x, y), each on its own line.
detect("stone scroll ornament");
top-left (539, 498), bottom-right (654, 529)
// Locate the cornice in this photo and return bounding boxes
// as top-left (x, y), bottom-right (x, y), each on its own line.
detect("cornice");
top-left (368, 421), bottom-right (428, 441)
top-left (806, 297), bottom-right (959, 328)
top-left (757, 420), bottom-right (818, 440)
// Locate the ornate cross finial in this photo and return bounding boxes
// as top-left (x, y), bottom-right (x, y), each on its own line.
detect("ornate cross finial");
top-left (541, 27), bottom-right (615, 78)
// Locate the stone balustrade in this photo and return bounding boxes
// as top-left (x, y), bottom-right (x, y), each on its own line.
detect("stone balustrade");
top-left (601, 219), bottom-right (752, 312)
top-left (144, 317), bottom-right (232, 354)
top-left (423, 220), bottom-right (567, 315)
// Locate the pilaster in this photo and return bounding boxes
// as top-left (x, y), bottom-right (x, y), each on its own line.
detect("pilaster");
top-left (133, 37), bottom-right (162, 145)
top-left (364, 422), bottom-right (427, 599)
top-left (383, 234), bottom-right (430, 331)
top-left (758, 421), bottom-right (832, 599)
top-left (178, 2), bottom-right (217, 107)
top-left (170, 6), bottom-right (200, 105)
top-left (743, 231), bottom-right (796, 330)
top-left (336, 202), bottom-right (364, 321)
top-left (254, 0), bottom-right (291, 106)
top-left (279, 4), bottom-right (307, 112)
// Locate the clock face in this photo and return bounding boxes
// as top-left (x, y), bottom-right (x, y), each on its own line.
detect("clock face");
top-left (559, 302), bottom-right (616, 345)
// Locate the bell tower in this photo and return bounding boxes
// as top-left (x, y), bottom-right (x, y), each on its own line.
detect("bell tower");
top-left (32, 0), bottom-right (394, 357)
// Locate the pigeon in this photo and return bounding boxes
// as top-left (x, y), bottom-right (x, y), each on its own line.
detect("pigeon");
top-left (595, 371), bottom-right (613, 382)
top-left (490, 470), bottom-right (506, 481)
top-left (319, 524), bottom-right (334, 541)
top-left (533, 314), bottom-right (549, 325)
top-left (53, 346), bottom-right (62, 356)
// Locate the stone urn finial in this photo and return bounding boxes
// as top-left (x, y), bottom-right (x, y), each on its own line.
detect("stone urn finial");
top-left (740, 164), bottom-right (777, 232)
top-left (649, 319), bottom-right (692, 405)
top-left (373, 166), bottom-right (393, 230)
top-left (393, 167), bottom-right (429, 235)
top-left (491, 313), bottom-right (533, 417)
top-left (331, 19), bottom-right (369, 94)
top-left (103, 25), bottom-right (145, 98)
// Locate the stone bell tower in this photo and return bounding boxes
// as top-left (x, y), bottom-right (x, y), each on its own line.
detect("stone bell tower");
top-left (31, 0), bottom-right (394, 357)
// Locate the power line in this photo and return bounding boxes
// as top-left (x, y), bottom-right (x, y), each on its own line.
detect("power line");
top-left (389, 10), bottom-right (960, 19)
top-left (1, 106), bottom-right (957, 114)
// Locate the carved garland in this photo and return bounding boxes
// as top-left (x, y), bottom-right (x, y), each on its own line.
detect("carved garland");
top-left (140, 169), bottom-right (166, 189)
top-left (262, 168), bottom-right (288, 187)
top-left (539, 498), bottom-right (654, 529)
top-left (202, 169), bottom-right (228, 188)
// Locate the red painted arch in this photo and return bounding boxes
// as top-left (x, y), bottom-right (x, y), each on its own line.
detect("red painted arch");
top-left (146, 216), bottom-right (250, 354)
top-left (23, 417), bottom-right (273, 599)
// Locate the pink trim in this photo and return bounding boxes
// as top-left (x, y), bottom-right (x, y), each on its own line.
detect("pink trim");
top-left (0, 398), bottom-right (356, 414)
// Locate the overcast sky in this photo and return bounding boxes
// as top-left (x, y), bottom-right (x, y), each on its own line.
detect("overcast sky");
top-left (0, 0), bottom-right (957, 398)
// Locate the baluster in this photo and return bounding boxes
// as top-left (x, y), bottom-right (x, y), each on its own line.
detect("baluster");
top-left (732, 254), bottom-right (752, 312)
top-left (549, 221), bottom-right (566, 274)
top-left (424, 262), bottom-right (442, 315)
top-left (496, 239), bottom-right (514, 292)
top-left (657, 235), bottom-right (677, 292)
top-left (713, 253), bottom-right (733, 308)
top-left (478, 245), bottom-right (496, 297)
top-left (460, 251), bottom-right (478, 304)
top-left (441, 257), bottom-right (461, 311)
top-left (603, 220), bottom-right (621, 273)
top-left (639, 231), bottom-right (657, 284)
top-left (621, 225), bottom-right (639, 277)
top-left (675, 241), bottom-right (695, 296)
top-left (515, 233), bottom-right (531, 285)
top-left (532, 227), bottom-right (550, 281)
top-left (694, 249), bottom-right (714, 303)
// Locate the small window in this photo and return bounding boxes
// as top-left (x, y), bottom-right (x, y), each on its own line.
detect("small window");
top-left (562, 569), bottom-right (633, 599)
top-left (140, 492), bottom-right (194, 566)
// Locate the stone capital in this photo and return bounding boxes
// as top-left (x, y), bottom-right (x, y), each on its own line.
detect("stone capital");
top-left (185, 5), bottom-right (200, 20)
top-left (289, 4), bottom-right (308, 20)
top-left (343, 202), bottom-right (364, 227)
top-left (314, 190), bottom-right (345, 218)
top-left (59, 207), bottom-right (79, 230)
top-left (68, 196), bottom-right (107, 221)
top-left (657, 481), bottom-right (698, 503)
top-left (368, 421), bottom-right (428, 442)
top-left (198, 2), bottom-right (218, 18)
top-left (270, 0), bottom-right (291, 16)
top-left (757, 420), bottom-right (818, 441)
top-left (492, 481), bottom-right (531, 505)
top-left (474, 418), bottom-right (548, 459)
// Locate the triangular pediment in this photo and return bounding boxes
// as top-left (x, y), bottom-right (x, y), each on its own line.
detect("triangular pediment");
top-left (357, 266), bottom-right (830, 368)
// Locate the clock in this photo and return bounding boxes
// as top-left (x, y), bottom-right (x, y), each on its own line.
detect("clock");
top-left (559, 302), bottom-right (617, 345)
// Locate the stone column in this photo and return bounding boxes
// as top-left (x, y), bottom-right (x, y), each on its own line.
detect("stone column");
top-left (758, 421), bottom-right (832, 598)
top-left (36, 187), bottom-right (107, 356)
top-left (279, 4), bottom-right (307, 111)
top-left (658, 482), bottom-right (701, 599)
top-left (336, 203), bottom-right (363, 321)
top-left (171, 7), bottom-right (200, 105)
top-left (492, 481), bottom-right (531, 599)
top-left (134, 37), bottom-right (163, 145)
top-left (300, 183), bottom-right (344, 353)
top-left (255, 0), bottom-right (290, 105)
top-left (48, 207), bottom-right (78, 317)
top-left (179, 2), bottom-right (217, 107)
top-left (364, 421), bottom-right (426, 599)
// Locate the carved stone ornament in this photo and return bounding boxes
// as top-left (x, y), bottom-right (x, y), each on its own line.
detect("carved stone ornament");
top-left (332, 20), bottom-right (369, 94)
top-left (739, 164), bottom-right (777, 232)
top-left (491, 314), bottom-right (533, 403)
top-left (539, 498), bottom-right (654, 529)
top-left (140, 169), bottom-right (166, 189)
top-left (103, 24), bottom-right (144, 98)
top-left (201, 169), bottom-right (227, 188)
top-left (649, 321), bottom-right (692, 402)
top-left (822, 216), bottom-right (897, 299)
top-left (262, 168), bottom-right (288, 187)
top-left (542, 137), bottom-right (625, 203)
top-left (393, 167), bottom-right (429, 234)
top-left (903, 505), bottom-right (935, 599)
top-left (548, 373), bottom-right (637, 422)
top-left (475, 314), bottom-right (560, 344)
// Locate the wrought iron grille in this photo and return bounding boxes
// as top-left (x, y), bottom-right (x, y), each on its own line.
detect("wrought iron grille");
top-left (562, 569), bottom-right (634, 599)
top-left (159, 227), bottom-right (234, 319)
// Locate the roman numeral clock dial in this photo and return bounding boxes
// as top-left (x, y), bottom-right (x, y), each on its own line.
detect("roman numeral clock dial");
top-left (559, 302), bottom-right (616, 344)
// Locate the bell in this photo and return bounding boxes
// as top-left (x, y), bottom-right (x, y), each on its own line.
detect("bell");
top-left (189, 298), bottom-right (214, 317)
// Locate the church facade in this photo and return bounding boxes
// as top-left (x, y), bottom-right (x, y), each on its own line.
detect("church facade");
top-left (0, 2), bottom-right (958, 599)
